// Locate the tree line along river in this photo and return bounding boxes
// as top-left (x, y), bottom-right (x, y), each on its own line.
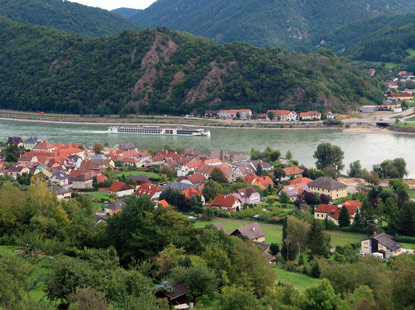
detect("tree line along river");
top-left (1, 119), bottom-right (414, 178)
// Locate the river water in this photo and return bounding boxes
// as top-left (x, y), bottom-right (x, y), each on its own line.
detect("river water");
top-left (1, 120), bottom-right (415, 178)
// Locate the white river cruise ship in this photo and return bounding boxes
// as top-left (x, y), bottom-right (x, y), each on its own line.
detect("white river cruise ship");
top-left (107, 126), bottom-right (211, 137)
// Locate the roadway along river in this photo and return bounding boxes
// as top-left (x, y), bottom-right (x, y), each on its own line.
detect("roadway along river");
top-left (1, 120), bottom-right (415, 178)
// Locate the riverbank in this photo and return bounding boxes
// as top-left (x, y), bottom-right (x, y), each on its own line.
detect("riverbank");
top-left (2, 109), bottom-right (415, 134)
top-left (0, 116), bottom-right (344, 131)
top-left (343, 126), bottom-right (415, 135)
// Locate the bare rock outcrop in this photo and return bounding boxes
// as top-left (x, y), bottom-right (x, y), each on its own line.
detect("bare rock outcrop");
top-left (186, 61), bottom-right (233, 104)
top-left (132, 33), bottom-right (178, 104)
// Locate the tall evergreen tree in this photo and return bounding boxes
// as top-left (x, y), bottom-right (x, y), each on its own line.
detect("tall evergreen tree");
top-left (308, 220), bottom-right (329, 257)
top-left (353, 208), bottom-right (364, 231)
top-left (360, 199), bottom-right (375, 229)
top-left (338, 206), bottom-right (350, 227)
top-left (281, 217), bottom-right (296, 261)
top-left (398, 201), bottom-right (415, 236)
top-left (256, 163), bottom-right (263, 177)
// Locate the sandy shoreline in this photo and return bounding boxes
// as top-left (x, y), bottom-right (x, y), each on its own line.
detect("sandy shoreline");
top-left (343, 126), bottom-right (415, 135)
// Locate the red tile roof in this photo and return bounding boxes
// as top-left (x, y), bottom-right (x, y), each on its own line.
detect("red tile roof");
top-left (341, 200), bottom-right (362, 216)
top-left (315, 204), bottom-right (338, 214)
top-left (196, 163), bottom-right (231, 176)
top-left (108, 181), bottom-right (132, 193)
top-left (136, 184), bottom-right (162, 198)
top-left (315, 203), bottom-right (359, 220)
top-left (181, 188), bottom-right (201, 200)
top-left (243, 174), bottom-right (259, 184)
top-left (266, 110), bottom-right (296, 116)
top-left (97, 174), bottom-right (107, 183)
top-left (282, 184), bottom-right (308, 197)
top-left (210, 194), bottom-right (239, 208)
top-left (289, 177), bottom-right (313, 185)
top-left (219, 109), bottom-right (251, 113)
top-left (108, 209), bottom-right (123, 216)
top-left (283, 166), bottom-right (304, 176)
top-left (156, 200), bottom-right (170, 208)
top-left (186, 173), bottom-right (207, 185)
top-left (33, 140), bottom-right (56, 150)
top-left (256, 176), bottom-right (274, 188)
top-left (53, 147), bottom-right (83, 156)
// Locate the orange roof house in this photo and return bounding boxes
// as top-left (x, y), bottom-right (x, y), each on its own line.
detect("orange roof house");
top-left (155, 200), bottom-right (170, 208)
top-left (243, 174), bottom-right (274, 189)
top-left (283, 166), bottom-right (304, 177)
top-left (181, 188), bottom-right (205, 203)
top-left (195, 163), bottom-right (231, 179)
top-left (33, 141), bottom-right (57, 152)
top-left (108, 181), bottom-right (133, 193)
top-left (136, 184), bottom-right (163, 201)
top-left (314, 202), bottom-right (362, 225)
top-left (266, 110), bottom-right (297, 121)
top-left (210, 194), bottom-right (241, 212)
top-left (244, 174), bottom-right (259, 185)
top-left (253, 176), bottom-right (274, 190)
top-left (181, 188), bottom-right (201, 199)
top-left (289, 177), bottom-right (313, 185)
top-left (341, 200), bottom-right (362, 214)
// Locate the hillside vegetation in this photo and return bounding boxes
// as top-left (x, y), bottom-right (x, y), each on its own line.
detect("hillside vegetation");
top-left (128, 0), bottom-right (415, 51)
top-left (325, 13), bottom-right (415, 64)
top-left (112, 7), bottom-right (141, 19)
top-left (0, 18), bottom-right (384, 115)
top-left (0, 0), bottom-right (140, 37)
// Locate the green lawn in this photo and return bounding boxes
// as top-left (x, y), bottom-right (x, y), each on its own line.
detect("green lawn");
top-left (113, 171), bottom-right (161, 179)
top-left (406, 48), bottom-right (415, 57)
top-left (85, 192), bottom-right (111, 200)
top-left (0, 245), bottom-right (17, 254)
top-left (409, 189), bottom-right (415, 199)
top-left (366, 61), bottom-right (398, 69)
top-left (398, 122), bottom-right (415, 128)
top-left (92, 202), bottom-right (104, 212)
top-left (273, 268), bottom-right (321, 293)
top-left (406, 117), bottom-right (415, 122)
top-left (400, 242), bottom-right (415, 250)
top-left (195, 220), bottom-right (283, 244)
top-left (195, 220), bottom-right (365, 247)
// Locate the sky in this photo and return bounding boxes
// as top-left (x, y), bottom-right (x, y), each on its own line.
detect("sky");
top-left (68, 0), bottom-right (157, 11)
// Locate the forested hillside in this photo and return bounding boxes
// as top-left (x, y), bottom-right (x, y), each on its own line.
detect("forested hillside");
top-left (128, 0), bottom-right (415, 51)
top-left (0, 18), bottom-right (384, 115)
top-left (112, 7), bottom-right (141, 19)
top-left (0, 0), bottom-right (140, 37)
top-left (325, 14), bottom-right (415, 63)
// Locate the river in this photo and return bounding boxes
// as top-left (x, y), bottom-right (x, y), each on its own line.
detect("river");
top-left (1, 120), bottom-right (415, 178)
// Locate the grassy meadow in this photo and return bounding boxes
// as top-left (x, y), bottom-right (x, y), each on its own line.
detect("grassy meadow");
top-left (195, 220), bottom-right (365, 247)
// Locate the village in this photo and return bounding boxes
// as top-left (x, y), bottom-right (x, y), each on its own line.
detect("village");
top-left (1, 136), bottom-right (413, 265)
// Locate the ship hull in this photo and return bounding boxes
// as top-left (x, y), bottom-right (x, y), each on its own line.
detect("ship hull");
top-left (107, 126), bottom-right (210, 137)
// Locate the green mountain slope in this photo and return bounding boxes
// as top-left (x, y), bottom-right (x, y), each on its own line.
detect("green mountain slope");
top-left (129, 0), bottom-right (415, 51)
top-left (0, 0), bottom-right (140, 37)
top-left (112, 7), bottom-right (141, 19)
top-left (0, 18), bottom-right (384, 115)
top-left (325, 14), bottom-right (415, 59)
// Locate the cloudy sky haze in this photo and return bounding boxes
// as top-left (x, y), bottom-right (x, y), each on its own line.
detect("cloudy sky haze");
top-left (68, 0), bottom-right (157, 10)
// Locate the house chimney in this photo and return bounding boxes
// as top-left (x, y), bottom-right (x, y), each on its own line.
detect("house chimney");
top-left (373, 231), bottom-right (377, 237)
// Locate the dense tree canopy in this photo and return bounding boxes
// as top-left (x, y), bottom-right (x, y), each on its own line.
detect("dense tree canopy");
top-left (0, 0), bottom-right (140, 37)
top-left (128, 0), bottom-right (415, 51)
top-left (313, 143), bottom-right (344, 173)
top-left (0, 18), bottom-right (385, 115)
